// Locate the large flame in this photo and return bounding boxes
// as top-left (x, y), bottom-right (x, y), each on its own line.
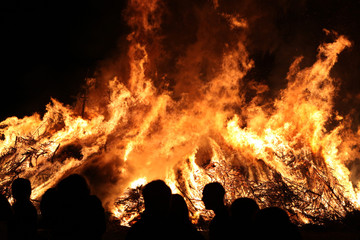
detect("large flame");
top-left (1, 0), bottom-right (360, 226)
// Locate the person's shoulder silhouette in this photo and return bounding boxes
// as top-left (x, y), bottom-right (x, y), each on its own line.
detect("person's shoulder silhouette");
top-left (0, 193), bottom-right (13, 240)
top-left (39, 187), bottom-right (59, 238)
top-left (170, 194), bottom-right (190, 224)
top-left (86, 193), bottom-right (106, 239)
top-left (54, 174), bottom-right (105, 240)
top-left (126, 179), bottom-right (172, 240)
top-left (202, 182), bottom-right (230, 240)
top-left (169, 194), bottom-right (205, 240)
top-left (11, 178), bottom-right (38, 240)
top-left (230, 197), bottom-right (259, 239)
top-left (255, 207), bottom-right (302, 240)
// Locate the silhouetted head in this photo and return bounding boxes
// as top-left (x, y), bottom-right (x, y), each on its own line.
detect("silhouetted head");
top-left (12, 178), bottom-right (32, 201)
top-left (40, 188), bottom-right (58, 216)
top-left (170, 194), bottom-right (190, 223)
top-left (142, 180), bottom-right (172, 217)
top-left (230, 197), bottom-right (259, 223)
top-left (255, 207), bottom-right (291, 232)
top-left (256, 207), bottom-right (301, 240)
top-left (202, 182), bottom-right (225, 211)
top-left (57, 174), bottom-right (90, 200)
top-left (344, 210), bottom-right (360, 229)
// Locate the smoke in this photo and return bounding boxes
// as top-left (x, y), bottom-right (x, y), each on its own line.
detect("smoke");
top-left (79, 152), bottom-right (128, 207)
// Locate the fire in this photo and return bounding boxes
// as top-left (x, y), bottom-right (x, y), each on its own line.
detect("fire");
top-left (130, 178), bottom-right (147, 189)
top-left (1, 0), bottom-right (360, 227)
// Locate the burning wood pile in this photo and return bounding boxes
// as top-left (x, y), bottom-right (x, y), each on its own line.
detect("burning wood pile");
top-left (0, 127), bottom-right (82, 199)
top-left (113, 139), bottom-right (356, 226)
top-left (1, 0), bottom-right (360, 229)
top-left (0, 124), bottom-right (356, 226)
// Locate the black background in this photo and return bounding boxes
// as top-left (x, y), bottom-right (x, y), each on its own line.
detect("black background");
top-left (1, 0), bottom-right (128, 120)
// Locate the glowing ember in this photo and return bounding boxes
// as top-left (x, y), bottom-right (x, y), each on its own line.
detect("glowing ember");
top-left (1, 0), bottom-right (360, 227)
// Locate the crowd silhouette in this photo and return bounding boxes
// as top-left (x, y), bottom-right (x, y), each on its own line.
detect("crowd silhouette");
top-left (0, 176), bottom-right (304, 240)
top-left (0, 174), bottom-right (105, 240)
top-left (126, 180), bottom-right (303, 240)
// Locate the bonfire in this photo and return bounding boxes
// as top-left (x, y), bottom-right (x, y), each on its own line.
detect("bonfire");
top-left (1, 0), bottom-right (360, 228)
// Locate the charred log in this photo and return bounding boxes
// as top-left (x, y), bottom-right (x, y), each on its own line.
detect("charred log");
top-left (52, 143), bottom-right (83, 162)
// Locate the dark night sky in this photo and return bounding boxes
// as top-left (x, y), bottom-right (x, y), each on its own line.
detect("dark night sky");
top-left (0, 0), bottom-right (128, 121)
top-left (1, 0), bottom-right (360, 121)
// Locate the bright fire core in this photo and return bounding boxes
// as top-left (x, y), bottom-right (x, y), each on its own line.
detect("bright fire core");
top-left (1, 0), bottom-right (360, 226)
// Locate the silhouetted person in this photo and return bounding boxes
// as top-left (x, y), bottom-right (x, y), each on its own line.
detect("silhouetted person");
top-left (126, 180), bottom-right (172, 240)
top-left (202, 182), bottom-right (230, 240)
top-left (38, 188), bottom-right (58, 239)
top-left (255, 207), bottom-right (302, 240)
top-left (344, 210), bottom-right (360, 231)
top-left (54, 174), bottom-right (106, 240)
top-left (169, 194), bottom-right (205, 240)
top-left (0, 193), bottom-right (14, 240)
top-left (11, 178), bottom-right (38, 240)
top-left (230, 197), bottom-right (259, 239)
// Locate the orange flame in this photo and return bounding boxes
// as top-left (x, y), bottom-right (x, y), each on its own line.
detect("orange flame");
top-left (1, 0), bottom-right (360, 226)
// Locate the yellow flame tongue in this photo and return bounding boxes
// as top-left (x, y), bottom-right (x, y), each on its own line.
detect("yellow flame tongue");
top-left (0, 0), bottom-right (359, 227)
